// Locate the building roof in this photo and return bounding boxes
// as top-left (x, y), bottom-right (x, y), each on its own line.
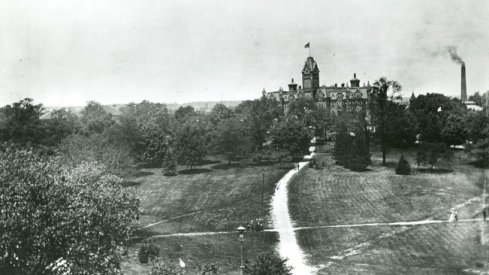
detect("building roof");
top-left (302, 56), bottom-right (319, 73)
top-left (465, 101), bottom-right (483, 111)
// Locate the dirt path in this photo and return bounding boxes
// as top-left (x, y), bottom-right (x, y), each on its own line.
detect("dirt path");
top-left (270, 159), bottom-right (316, 275)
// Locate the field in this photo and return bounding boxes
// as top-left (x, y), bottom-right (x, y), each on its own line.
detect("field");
top-left (289, 150), bottom-right (489, 274)
top-left (121, 158), bottom-right (291, 274)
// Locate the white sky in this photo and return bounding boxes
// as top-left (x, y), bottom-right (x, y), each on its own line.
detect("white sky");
top-left (1, 0), bottom-right (488, 106)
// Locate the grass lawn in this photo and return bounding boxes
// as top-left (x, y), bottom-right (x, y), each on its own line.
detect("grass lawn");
top-left (133, 159), bottom-right (291, 235)
top-left (122, 157), bottom-right (292, 273)
top-left (289, 150), bottom-right (489, 273)
top-left (289, 151), bottom-right (486, 226)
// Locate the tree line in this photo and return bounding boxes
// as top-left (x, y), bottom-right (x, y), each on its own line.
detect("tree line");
top-left (334, 77), bottom-right (489, 171)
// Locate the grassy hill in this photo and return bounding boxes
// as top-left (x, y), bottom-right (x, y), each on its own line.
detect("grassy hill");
top-left (288, 150), bottom-right (489, 274)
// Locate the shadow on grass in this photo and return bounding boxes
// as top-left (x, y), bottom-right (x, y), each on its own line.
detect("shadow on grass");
top-left (131, 171), bottom-right (154, 178)
top-left (211, 163), bottom-right (244, 170)
top-left (250, 161), bottom-right (276, 167)
top-left (199, 159), bottom-right (221, 165)
top-left (121, 181), bottom-right (142, 187)
top-left (178, 168), bottom-right (212, 175)
top-left (416, 167), bottom-right (454, 174)
top-left (467, 160), bottom-right (489, 169)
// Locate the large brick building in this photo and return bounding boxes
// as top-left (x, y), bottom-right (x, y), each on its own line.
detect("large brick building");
top-left (265, 56), bottom-right (371, 115)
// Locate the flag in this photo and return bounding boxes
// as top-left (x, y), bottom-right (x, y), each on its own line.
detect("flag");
top-left (304, 42), bottom-right (310, 48)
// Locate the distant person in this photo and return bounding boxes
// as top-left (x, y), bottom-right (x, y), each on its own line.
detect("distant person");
top-left (449, 208), bottom-right (457, 222)
top-left (483, 209), bottom-right (487, 221)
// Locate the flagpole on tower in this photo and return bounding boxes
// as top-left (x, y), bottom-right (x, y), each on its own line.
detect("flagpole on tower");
top-left (305, 42), bottom-right (310, 57)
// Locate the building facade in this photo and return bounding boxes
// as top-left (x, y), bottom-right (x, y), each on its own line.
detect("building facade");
top-left (265, 56), bottom-right (371, 115)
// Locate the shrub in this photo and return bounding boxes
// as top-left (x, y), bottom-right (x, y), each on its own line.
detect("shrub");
top-left (395, 155), bottom-right (411, 175)
top-left (151, 262), bottom-right (183, 275)
top-left (198, 263), bottom-right (219, 274)
top-left (245, 252), bottom-right (292, 275)
top-left (138, 240), bottom-right (160, 264)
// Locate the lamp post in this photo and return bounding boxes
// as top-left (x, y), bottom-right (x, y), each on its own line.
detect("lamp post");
top-left (237, 226), bottom-right (245, 275)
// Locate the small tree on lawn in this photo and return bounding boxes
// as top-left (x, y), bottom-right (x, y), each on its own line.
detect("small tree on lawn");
top-left (333, 122), bottom-right (351, 166)
top-left (244, 252), bottom-right (292, 275)
top-left (348, 127), bottom-right (370, 171)
top-left (395, 155), bottom-right (411, 175)
top-left (162, 146), bottom-right (177, 176)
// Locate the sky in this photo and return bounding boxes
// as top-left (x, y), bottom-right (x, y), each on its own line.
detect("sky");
top-left (1, 0), bottom-right (488, 106)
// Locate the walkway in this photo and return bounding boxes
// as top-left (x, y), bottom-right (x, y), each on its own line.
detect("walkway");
top-left (270, 159), bottom-right (316, 275)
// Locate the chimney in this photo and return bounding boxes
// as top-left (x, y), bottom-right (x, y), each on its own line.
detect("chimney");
top-left (288, 78), bottom-right (298, 91)
top-left (461, 63), bottom-right (467, 102)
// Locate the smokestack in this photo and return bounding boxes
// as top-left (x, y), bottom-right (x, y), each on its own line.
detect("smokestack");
top-left (461, 63), bottom-right (467, 102)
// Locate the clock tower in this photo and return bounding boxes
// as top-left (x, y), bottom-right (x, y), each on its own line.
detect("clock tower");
top-left (302, 56), bottom-right (320, 90)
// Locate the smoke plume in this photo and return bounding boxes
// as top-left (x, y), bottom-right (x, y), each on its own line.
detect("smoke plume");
top-left (447, 46), bottom-right (464, 65)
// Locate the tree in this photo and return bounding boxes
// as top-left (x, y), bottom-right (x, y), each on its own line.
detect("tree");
top-left (175, 120), bottom-right (207, 169)
top-left (465, 110), bottom-right (489, 166)
top-left (417, 142), bottom-right (453, 171)
top-left (41, 108), bottom-right (82, 147)
top-left (244, 252), bottom-right (292, 275)
top-left (348, 127), bottom-right (370, 171)
top-left (370, 77), bottom-right (402, 166)
top-left (395, 155), bottom-right (411, 175)
top-left (333, 121), bottom-right (351, 166)
top-left (0, 145), bottom-right (139, 274)
top-left (270, 117), bottom-right (313, 159)
top-left (384, 101), bottom-right (417, 148)
top-left (0, 98), bottom-right (45, 145)
top-left (80, 101), bottom-right (114, 134)
top-left (409, 93), bottom-right (467, 143)
top-left (140, 122), bottom-right (171, 167)
top-left (235, 97), bottom-right (283, 152)
top-left (209, 103), bottom-right (234, 125)
top-left (214, 118), bottom-right (248, 164)
top-left (468, 91), bottom-right (489, 107)
top-left (118, 101), bottom-right (173, 163)
top-left (174, 105), bottom-right (196, 124)
top-left (58, 131), bottom-right (136, 177)
top-left (441, 113), bottom-right (468, 146)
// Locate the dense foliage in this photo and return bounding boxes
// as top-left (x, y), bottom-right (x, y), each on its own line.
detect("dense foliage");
top-left (244, 252), bottom-right (292, 275)
top-left (334, 122), bottom-right (370, 171)
top-left (0, 145), bottom-right (139, 274)
top-left (270, 117), bottom-right (313, 158)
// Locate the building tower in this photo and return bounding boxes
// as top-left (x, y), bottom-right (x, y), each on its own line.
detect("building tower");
top-left (302, 56), bottom-right (320, 90)
top-left (461, 63), bottom-right (467, 102)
